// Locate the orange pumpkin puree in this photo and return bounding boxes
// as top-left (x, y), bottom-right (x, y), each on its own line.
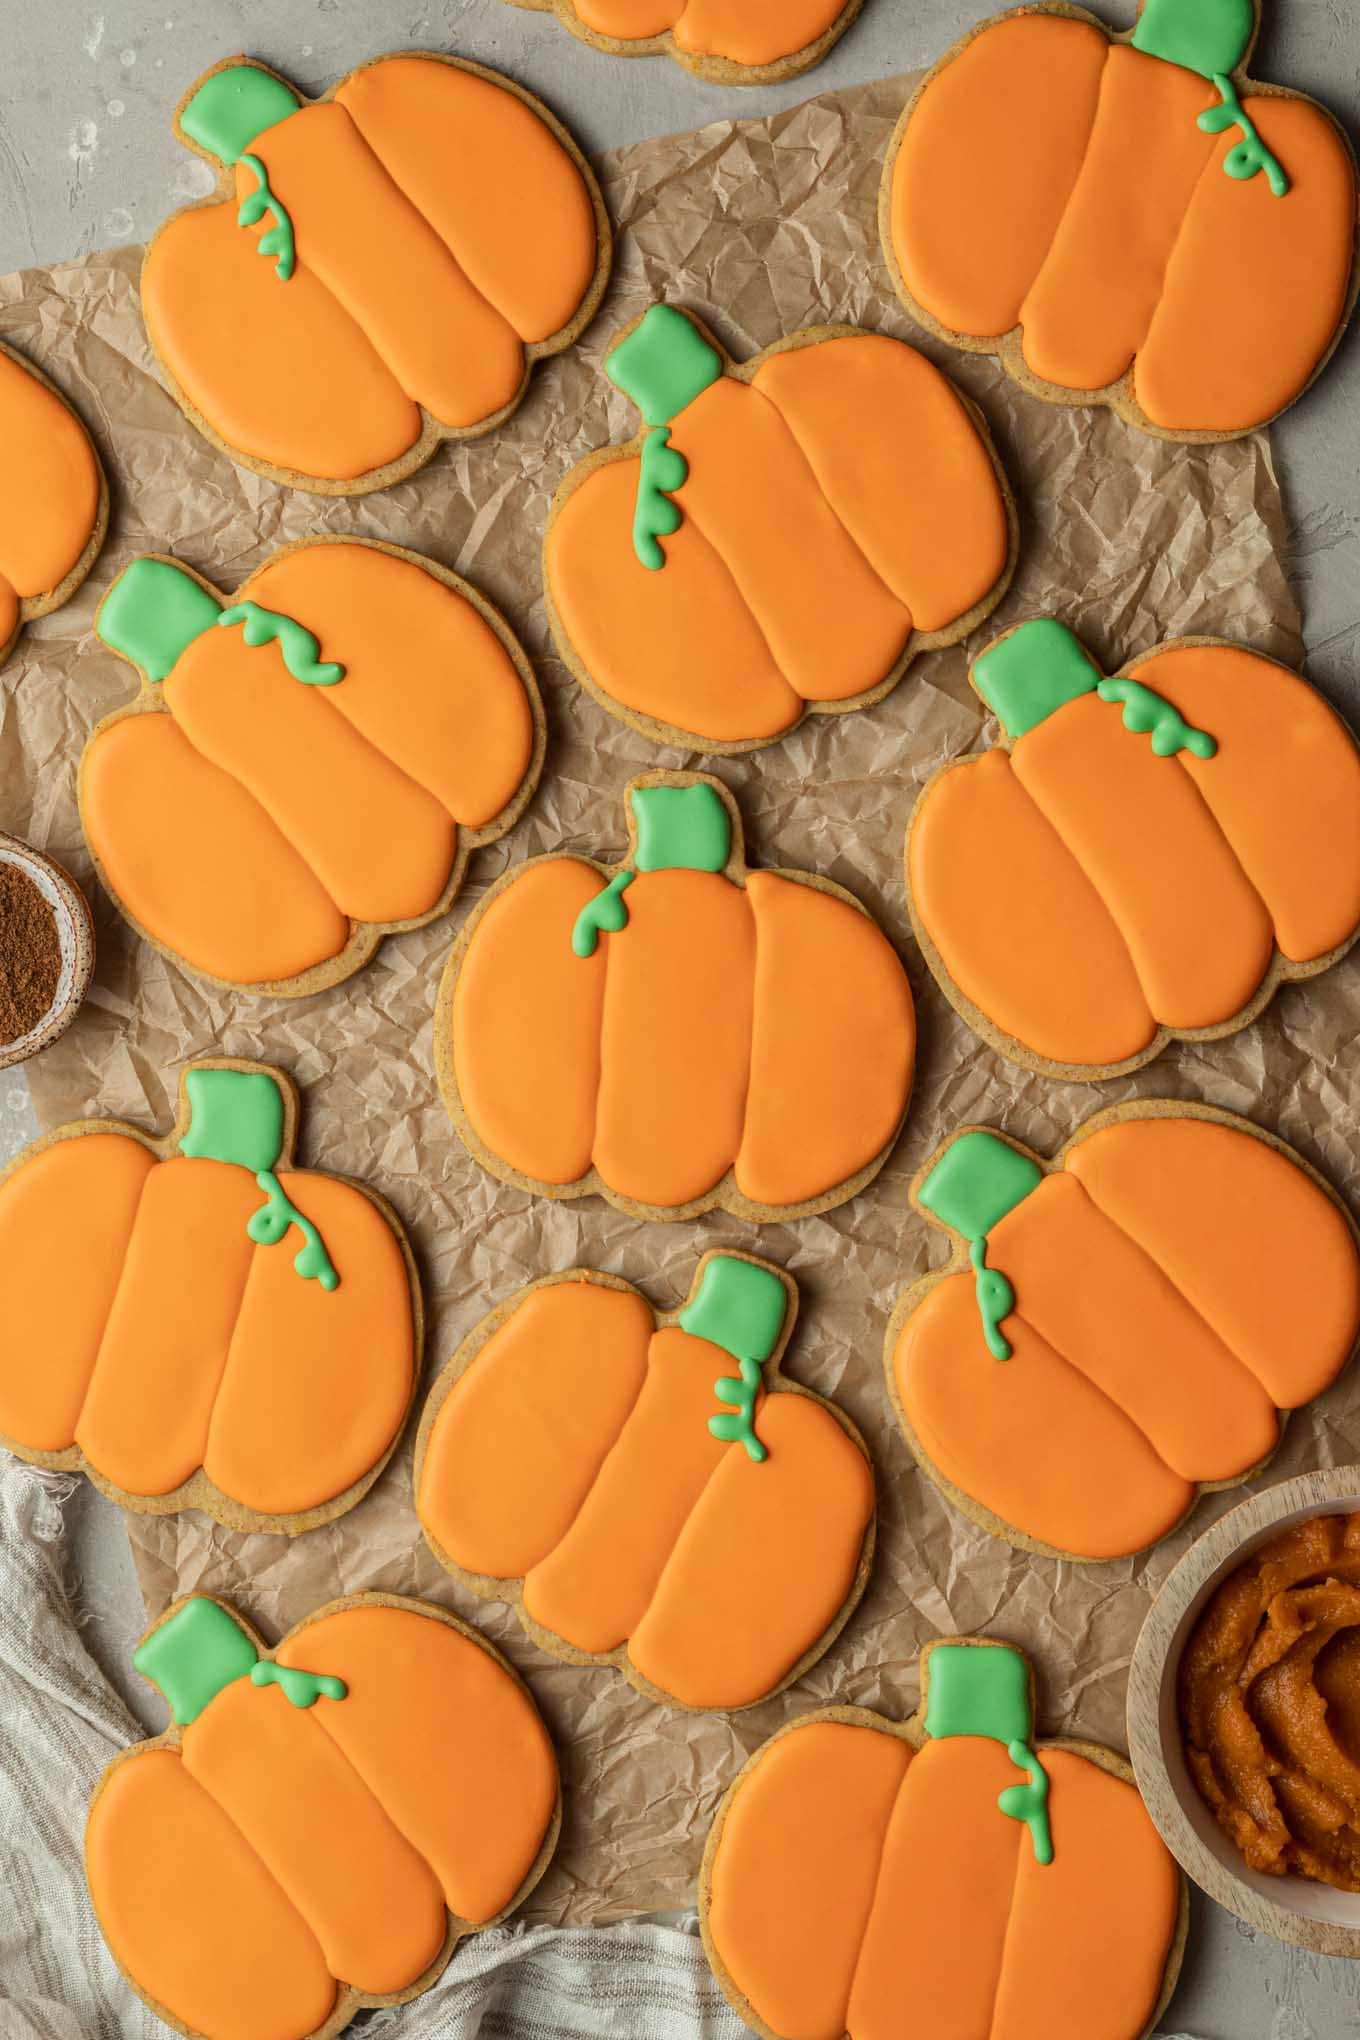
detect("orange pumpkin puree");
top-left (1182, 1512), bottom-right (1360, 1891)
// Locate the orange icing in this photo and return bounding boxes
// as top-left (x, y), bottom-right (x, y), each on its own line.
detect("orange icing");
top-left (81, 541), bottom-right (537, 987)
top-left (570, 0), bottom-right (847, 65)
top-left (706, 1715), bottom-right (1180, 2040)
top-left (448, 828), bottom-right (915, 1214)
top-left (86, 1601), bottom-right (557, 2039)
top-left (908, 641), bottom-right (1360, 1070)
top-left (142, 55), bottom-right (602, 482)
top-left (0, 346), bottom-right (101, 624)
top-left (893, 1113), bottom-right (1360, 1559)
top-left (417, 1272), bottom-right (874, 1709)
top-left (889, 12), bottom-right (1358, 433)
top-left (546, 329), bottom-right (1007, 747)
top-left (0, 1105), bottom-right (416, 1524)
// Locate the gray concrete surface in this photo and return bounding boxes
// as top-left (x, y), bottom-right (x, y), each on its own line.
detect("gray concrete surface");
top-left (3, 2), bottom-right (1360, 2033)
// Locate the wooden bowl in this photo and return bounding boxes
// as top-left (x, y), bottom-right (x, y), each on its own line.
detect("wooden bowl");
top-left (1128, 1466), bottom-right (1360, 1957)
top-left (0, 834), bottom-right (94, 1071)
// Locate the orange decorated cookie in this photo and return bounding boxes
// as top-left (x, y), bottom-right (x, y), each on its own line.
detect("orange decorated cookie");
top-left (82, 540), bottom-right (543, 995)
top-left (0, 1059), bottom-right (420, 1534)
top-left (702, 1636), bottom-right (1185, 2040)
top-left (0, 339), bottom-right (106, 670)
top-left (437, 772), bottom-right (917, 1219)
top-left (544, 303), bottom-right (1014, 751)
top-left (416, 1252), bottom-right (875, 1711)
top-left (502, 0), bottom-right (865, 83)
top-left (87, 1592), bottom-right (559, 2040)
top-left (888, 1105), bottom-right (1360, 1562)
top-left (140, 53), bottom-right (611, 491)
top-left (906, 618), bottom-right (1360, 1076)
top-left (883, 0), bottom-right (1360, 439)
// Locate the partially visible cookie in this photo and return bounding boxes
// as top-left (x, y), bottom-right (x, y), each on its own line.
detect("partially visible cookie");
top-left (0, 1057), bottom-right (421, 1535)
top-left (0, 340), bottom-right (107, 670)
top-left (881, 0), bottom-right (1360, 439)
top-left (544, 302), bottom-right (1015, 753)
top-left (905, 617), bottom-right (1360, 1078)
top-left (702, 1635), bottom-right (1186, 2040)
top-left (436, 770), bottom-right (917, 1221)
top-left (87, 1592), bottom-right (559, 2040)
top-left (83, 537), bottom-right (544, 996)
top-left (886, 1102), bottom-right (1360, 1563)
top-left (502, 0), bottom-right (865, 85)
top-left (415, 1250), bottom-right (876, 1711)
top-left (141, 52), bottom-right (612, 492)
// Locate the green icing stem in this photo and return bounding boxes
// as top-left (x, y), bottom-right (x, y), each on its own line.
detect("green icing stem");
top-left (1131, 0), bottom-right (1252, 81)
top-left (249, 1170), bottom-right (339, 1291)
top-left (632, 782), bottom-right (730, 873)
top-left (237, 153), bottom-right (296, 280)
top-left (709, 1354), bottom-right (767, 1463)
top-left (218, 600), bottom-right (344, 686)
top-left (134, 1598), bottom-right (258, 1725)
top-left (923, 1642), bottom-right (1054, 1866)
top-left (251, 1660), bottom-right (347, 1708)
top-left (180, 1066), bottom-right (285, 1173)
top-left (969, 1237), bottom-right (1015, 1362)
top-left (572, 870), bottom-right (635, 957)
top-left (1097, 675), bottom-right (1217, 759)
top-left (632, 426), bottom-right (688, 570)
top-left (606, 304), bottom-right (723, 427)
top-left (1199, 75), bottom-right (1289, 196)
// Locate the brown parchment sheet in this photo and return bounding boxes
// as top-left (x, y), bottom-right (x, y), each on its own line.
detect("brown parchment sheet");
top-left (5, 69), bottom-right (1357, 1927)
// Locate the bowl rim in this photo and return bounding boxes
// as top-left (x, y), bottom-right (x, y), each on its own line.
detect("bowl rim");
top-left (0, 832), bottom-right (94, 1071)
top-left (1128, 1463), bottom-right (1360, 1958)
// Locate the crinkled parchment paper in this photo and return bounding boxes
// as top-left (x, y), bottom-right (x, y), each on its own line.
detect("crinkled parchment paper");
top-left (4, 70), bottom-right (1356, 1926)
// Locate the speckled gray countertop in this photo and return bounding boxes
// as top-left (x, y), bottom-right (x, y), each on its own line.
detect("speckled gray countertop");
top-left (4, 2), bottom-right (1360, 2033)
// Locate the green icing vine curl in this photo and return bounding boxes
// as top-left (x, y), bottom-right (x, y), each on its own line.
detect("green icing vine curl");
top-left (709, 1354), bottom-right (767, 1463)
top-left (218, 600), bottom-right (345, 686)
top-left (1199, 76), bottom-right (1289, 197)
top-left (1097, 676), bottom-right (1217, 759)
top-left (250, 1660), bottom-right (347, 1708)
top-left (632, 427), bottom-right (688, 570)
top-left (237, 152), bottom-right (297, 279)
top-left (248, 1170), bottom-right (339, 1291)
top-left (999, 1742), bottom-right (1054, 1865)
top-left (571, 871), bottom-right (635, 957)
top-left (969, 1238), bottom-right (1015, 1362)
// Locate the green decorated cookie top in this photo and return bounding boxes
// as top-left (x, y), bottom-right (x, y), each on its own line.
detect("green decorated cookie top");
top-left (919, 1131), bottom-right (1042, 1243)
top-left (924, 1642), bottom-right (1053, 1865)
top-left (682, 1256), bottom-right (789, 1468)
top-left (606, 305), bottom-right (723, 427)
top-left (180, 1066), bottom-right (286, 1173)
top-left (973, 620), bottom-right (1100, 739)
top-left (1132, 0), bottom-right (1254, 81)
top-left (632, 782), bottom-right (731, 873)
top-left (98, 557), bottom-right (222, 683)
top-left (180, 62), bottom-right (302, 166)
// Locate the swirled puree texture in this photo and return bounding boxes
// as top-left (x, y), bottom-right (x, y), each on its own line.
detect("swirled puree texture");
top-left (1181, 1513), bottom-right (1360, 1889)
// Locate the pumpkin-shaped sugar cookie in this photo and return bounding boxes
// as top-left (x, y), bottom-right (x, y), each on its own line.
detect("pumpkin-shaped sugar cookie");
top-left (907, 619), bottom-right (1360, 1076)
top-left (141, 54), bottom-right (610, 491)
top-left (0, 340), bottom-right (106, 670)
top-left (83, 539), bottom-right (543, 994)
top-left (87, 1594), bottom-right (558, 2040)
top-left (437, 773), bottom-right (916, 1219)
top-left (417, 1252), bottom-right (875, 1711)
top-left (883, 0), bottom-right (1360, 438)
top-left (888, 1105), bottom-right (1360, 1561)
top-left (0, 1060), bottom-right (420, 1533)
top-left (503, 0), bottom-right (864, 84)
top-left (545, 304), bottom-right (1014, 751)
top-left (703, 1637), bottom-right (1185, 2040)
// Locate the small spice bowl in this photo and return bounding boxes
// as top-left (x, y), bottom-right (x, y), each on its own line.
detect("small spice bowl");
top-left (0, 832), bottom-right (94, 1071)
top-left (1129, 1466), bottom-right (1360, 1958)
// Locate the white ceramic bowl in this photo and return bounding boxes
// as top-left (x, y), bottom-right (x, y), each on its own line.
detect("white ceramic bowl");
top-left (1128, 1466), bottom-right (1360, 1957)
top-left (0, 834), bottom-right (94, 1071)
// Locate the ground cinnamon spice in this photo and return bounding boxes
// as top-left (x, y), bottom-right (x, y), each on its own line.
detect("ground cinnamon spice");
top-left (0, 861), bottom-right (62, 1044)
